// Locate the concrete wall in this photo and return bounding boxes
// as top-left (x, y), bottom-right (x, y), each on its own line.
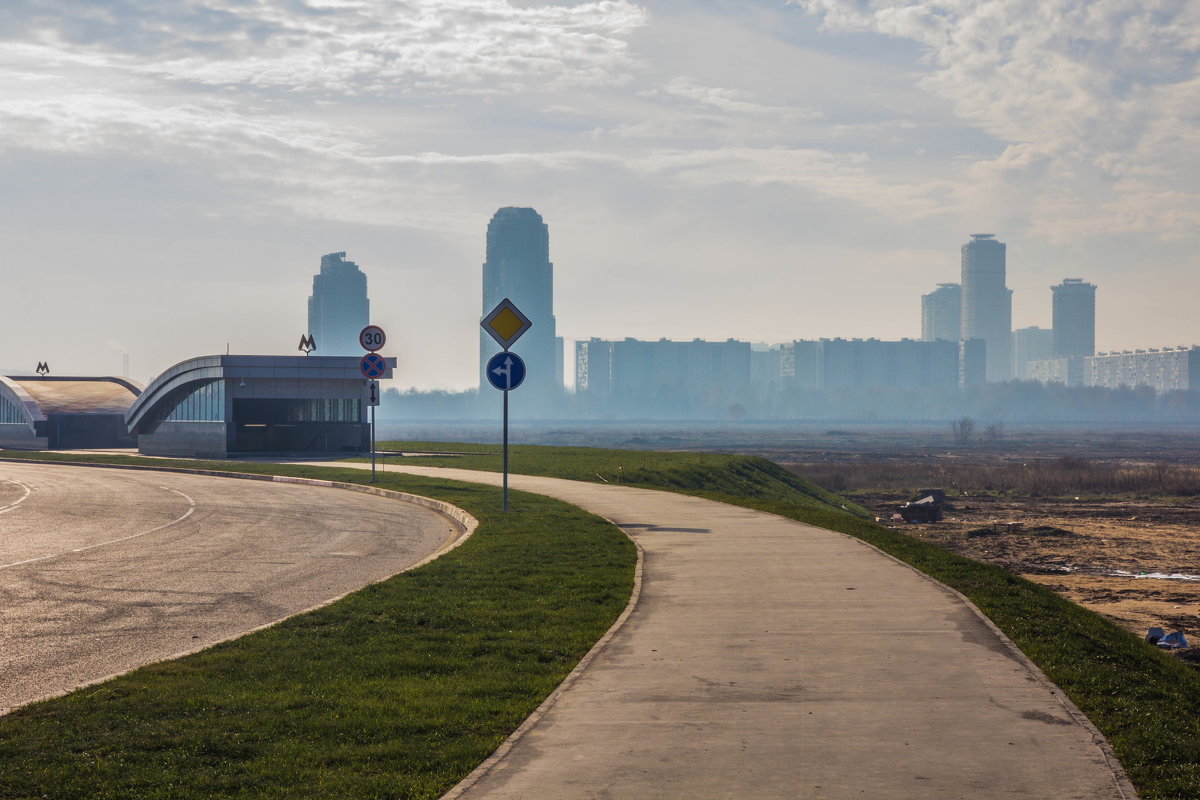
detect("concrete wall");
top-left (41, 414), bottom-right (137, 449)
top-left (0, 423), bottom-right (47, 450)
top-left (137, 422), bottom-right (230, 459)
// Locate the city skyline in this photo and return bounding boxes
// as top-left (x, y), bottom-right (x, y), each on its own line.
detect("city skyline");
top-left (2, 2), bottom-right (1198, 390)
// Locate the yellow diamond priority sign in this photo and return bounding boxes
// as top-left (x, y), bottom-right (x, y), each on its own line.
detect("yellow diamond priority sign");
top-left (481, 298), bottom-right (532, 350)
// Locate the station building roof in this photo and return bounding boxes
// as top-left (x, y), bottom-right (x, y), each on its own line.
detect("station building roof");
top-left (124, 354), bottom-right (389, 435)
top-left (1, 376), bottom-right (143, 423)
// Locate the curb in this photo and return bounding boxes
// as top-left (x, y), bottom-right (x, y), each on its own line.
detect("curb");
top-left (0, 456), bottom-right (477, 537)
top-left (440, 516), bottom-right (645, 800)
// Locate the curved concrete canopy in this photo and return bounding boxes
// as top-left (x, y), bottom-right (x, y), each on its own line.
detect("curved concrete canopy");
top-left (1, 376), bottom-right (142, 421)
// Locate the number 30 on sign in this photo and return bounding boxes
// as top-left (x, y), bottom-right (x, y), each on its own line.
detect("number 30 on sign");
top-left (359, 325), bottom-right (386, 352)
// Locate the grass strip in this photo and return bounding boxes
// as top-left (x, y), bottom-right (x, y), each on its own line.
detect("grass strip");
top-left (376, 441), bottom-right (1200, 799)
top-left (0, 458), bottom-right (636, 800)
top-left (374, 441), bottom-right (869, 517)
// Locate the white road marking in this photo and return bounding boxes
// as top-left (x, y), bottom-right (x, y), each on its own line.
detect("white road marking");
top-left (0, 486), bottom-right (197, 570)
top-left (0, 477), bottom-right (32, 515)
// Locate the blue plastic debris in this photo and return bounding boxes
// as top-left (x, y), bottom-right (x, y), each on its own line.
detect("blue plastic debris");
top-left (1157, 631), bottom-right (1189, 649)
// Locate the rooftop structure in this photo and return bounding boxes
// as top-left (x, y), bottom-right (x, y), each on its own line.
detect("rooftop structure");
top-left (0, 376), bottom-right (143, 449)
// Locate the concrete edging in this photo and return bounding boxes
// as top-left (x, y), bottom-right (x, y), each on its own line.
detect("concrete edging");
top-left (440, 514), bottom-right (645, 800)
top-left (0, 456), bottom-right (477, 542)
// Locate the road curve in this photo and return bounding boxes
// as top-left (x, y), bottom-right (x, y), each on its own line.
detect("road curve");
top-left (301, 461), bottom-right (1136, 800)
top-left (0, 461), bottom-right (463, 713)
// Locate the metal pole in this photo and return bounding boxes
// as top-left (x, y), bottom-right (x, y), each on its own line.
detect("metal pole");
top-left (502, 387), bottom-right (509, 511)
top-left (371, 403), bottom-right (376, 483)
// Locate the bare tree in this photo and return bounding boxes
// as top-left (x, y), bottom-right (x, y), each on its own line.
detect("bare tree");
top-left (984, 421), bottom-right (1004, 443)
top-left (952, 416), bottom-right (976, 445)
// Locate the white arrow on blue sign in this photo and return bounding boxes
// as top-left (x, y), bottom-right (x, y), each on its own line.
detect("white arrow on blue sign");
top-left (486, 351), bottom-right (526, 392)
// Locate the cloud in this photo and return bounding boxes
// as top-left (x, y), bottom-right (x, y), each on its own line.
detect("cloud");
top-left (795, 0), bottom-right (1200, 240)
top-left (1, 0), bottom-right (649, 95)
top-left (655, 76), bottom-right (823, 120)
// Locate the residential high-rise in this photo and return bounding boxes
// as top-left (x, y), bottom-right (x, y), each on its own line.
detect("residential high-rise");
top-left (307, 251), bottom-right (369, 356)
top-left (1013, 326), bottom-right (1054, 380)
top-left (480, 207), bottom-right (559, 403)
top-left (960, 234), bottom-right (1012, 382)
top-left (921, 283), bottom-right (961, 342)
top-left (1052, 278), bottom-right (1097, 358)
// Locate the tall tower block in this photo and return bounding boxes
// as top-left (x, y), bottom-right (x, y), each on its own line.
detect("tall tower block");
top-left (960, 234), bottom-right (1013, 382)
top-left (921, 283), bottom-right (961, 342)
top-left (1052, 278), bottom-right (1097, 358)
top-left (480, 207), bottom-right (559, 403)
top-left (308, 252), bottom-right (369, 356)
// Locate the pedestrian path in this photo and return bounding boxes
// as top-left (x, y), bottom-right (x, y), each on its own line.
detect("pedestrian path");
top-left (303, 462), bottom-right (1136, 799)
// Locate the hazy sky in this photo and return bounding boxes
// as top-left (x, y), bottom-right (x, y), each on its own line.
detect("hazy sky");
top-left (3, 0), bottom-right (1198, 390)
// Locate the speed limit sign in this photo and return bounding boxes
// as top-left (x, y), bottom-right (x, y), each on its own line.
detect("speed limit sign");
top-left (359, 325), bottom-right (386, 352)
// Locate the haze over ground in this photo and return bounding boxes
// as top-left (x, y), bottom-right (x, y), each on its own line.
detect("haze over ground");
top-left (2, 1), bottom-right (1198, 390)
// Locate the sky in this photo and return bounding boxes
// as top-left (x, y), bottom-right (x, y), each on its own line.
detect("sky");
top-left (2, 0), bottom-right (1198, 390)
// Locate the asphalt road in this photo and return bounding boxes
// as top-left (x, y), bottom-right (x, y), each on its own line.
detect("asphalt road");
top-left (0, 461), bottom-right (461, 713)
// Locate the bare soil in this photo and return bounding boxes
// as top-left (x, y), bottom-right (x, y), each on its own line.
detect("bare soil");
top-left (853, 492), bottom-right (1200, 644)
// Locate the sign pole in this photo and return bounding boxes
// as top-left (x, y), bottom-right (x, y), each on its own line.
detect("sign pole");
top-left (358, 324), bottom-right (387, 485)
top-left (502, 386), bottom-right (509, 511)
top-left (480, 299), bottom-right (531, 513)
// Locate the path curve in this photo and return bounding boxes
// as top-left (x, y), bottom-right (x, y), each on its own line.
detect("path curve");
top-left (304, 462), bottom-right (1136, 800)
top-left (0, 461), bottom-right (468, 713)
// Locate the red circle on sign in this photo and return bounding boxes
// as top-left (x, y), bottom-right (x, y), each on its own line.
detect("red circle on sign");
top-left (359, 325), bottom-right (386, 352)
top-left (360, 353), bottom-right (386, 378)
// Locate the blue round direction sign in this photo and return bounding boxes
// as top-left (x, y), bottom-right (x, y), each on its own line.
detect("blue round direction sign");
top-left (486, 351), bottom-right (526, 392)
top-left (360, 352), bottom-right (387, 379)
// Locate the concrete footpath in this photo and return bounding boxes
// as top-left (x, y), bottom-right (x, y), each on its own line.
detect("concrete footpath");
top-left (305, 462), bottom-right (1136, 799)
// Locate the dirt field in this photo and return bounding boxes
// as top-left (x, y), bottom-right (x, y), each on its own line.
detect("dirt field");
top-left (855, 492), bottom-right (1200, 644)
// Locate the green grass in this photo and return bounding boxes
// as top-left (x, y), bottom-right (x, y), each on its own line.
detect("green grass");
top-left (377, 441), bottom-right (1200, 799)
top-left (374, 441), bottom-right (869, 517)
top-left (0, 459), bottom-right (635, 799)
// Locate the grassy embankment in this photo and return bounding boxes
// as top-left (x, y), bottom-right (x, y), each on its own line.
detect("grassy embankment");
top-left (4, 445), bottom-right (1200, 797)
top-left (380, 441), bottom-right (1200, 799)
top-left (0, 455), bottom-right (636, 799)
top-left (793, 455), bottom-right (1200, 499)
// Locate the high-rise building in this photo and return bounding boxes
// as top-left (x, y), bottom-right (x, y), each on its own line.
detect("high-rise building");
top-left (480, 207), bottom-right (559, 403)
top-left (960, 234), bottom-right (1012, 381)
top-left (921, 283), bottom-right (961, 342)
top-left (307, 252), bottom-right (369, 356)
top-left (1012, 326), bottom-right (1054, 380)
top-left (1052, 278), bottom-right (1097, 358)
